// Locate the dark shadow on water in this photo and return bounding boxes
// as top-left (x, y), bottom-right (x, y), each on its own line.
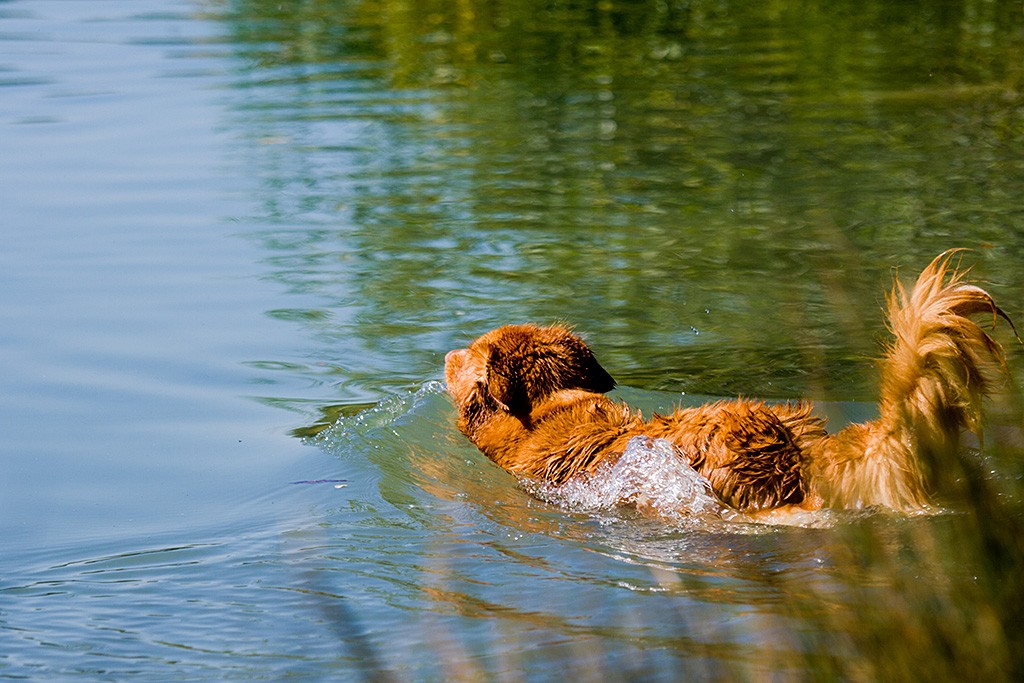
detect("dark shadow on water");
top-left (303, 572), bottom-right (401, 683)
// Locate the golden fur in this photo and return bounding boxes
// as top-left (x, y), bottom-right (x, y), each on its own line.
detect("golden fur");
top-left (444, 252), bottom-right (1016, 516)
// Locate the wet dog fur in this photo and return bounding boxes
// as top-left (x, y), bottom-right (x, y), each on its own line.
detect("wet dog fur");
top-left (444, 252), bottom-right (1016, 518)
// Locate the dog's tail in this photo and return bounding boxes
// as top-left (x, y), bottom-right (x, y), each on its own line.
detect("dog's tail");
top-left (816, 251), bottom-right (1016, 510)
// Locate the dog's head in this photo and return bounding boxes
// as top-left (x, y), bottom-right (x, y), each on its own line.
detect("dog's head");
top-left (445, 324), bottom-right (615, 429)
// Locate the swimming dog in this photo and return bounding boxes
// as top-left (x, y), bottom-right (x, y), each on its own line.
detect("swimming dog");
top-left (444, 252), bottom-right (1015, 516)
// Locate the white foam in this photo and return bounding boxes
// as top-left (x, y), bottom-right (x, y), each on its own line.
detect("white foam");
top-left (531, 436), bottom-right (745, 523)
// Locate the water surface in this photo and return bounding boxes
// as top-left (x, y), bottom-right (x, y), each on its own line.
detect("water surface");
top-left (2, 0), bottom-right (1023, 680)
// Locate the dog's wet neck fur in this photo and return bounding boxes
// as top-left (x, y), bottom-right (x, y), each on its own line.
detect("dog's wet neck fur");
top-left (471, 388), bottom-right (627, 478)
top-left (523, 389), bottom-right (610, 424)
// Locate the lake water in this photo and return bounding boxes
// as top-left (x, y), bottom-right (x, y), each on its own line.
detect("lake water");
top-left (2, 1), bottom-right (1023, 680)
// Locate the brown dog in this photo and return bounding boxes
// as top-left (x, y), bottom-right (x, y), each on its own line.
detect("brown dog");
top-left (444, 252), bottom-right (1016, 517)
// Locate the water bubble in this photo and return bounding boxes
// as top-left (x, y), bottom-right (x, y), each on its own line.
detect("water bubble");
top-left (532, 437), bottom-right (740, 522)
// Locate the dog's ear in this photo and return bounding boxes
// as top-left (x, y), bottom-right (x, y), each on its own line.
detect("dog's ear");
top-left (484, 326), bottom-right (615, 415)
top-left (540, 327), bottom-right (616, 395)
top-left (485, 351), bottom-right (528, 414)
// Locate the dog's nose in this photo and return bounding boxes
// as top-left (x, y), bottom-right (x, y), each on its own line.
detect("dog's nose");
top-left (445, 349), bottom-right (466, 369)
top-left (446, 348), bottom-right (469, 365)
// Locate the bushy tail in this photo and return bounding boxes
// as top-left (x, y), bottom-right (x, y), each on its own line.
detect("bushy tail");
top-left (820, 251), bottom-right (1016, 510)
top-left (880, 250), bottom-right (1014, 451)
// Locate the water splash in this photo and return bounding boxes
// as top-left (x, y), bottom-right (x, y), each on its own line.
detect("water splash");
top-left (531, 436), bottom-right (746, 523)
top-left (310, 381), bottom-right (448, 450)
top-left (312, 386), bottom-right (837, 528)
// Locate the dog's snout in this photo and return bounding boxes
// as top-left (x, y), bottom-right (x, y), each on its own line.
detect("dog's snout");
top-left (445, 349), bottom-right (465, 371)
top-left (444, 349), bottom-right (467, 385)
top-left (444, 348), bottom-right (473, 397)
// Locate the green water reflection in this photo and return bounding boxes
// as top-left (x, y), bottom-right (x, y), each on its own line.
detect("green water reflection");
top-left (226, 0), bottom-right (1023, 414)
